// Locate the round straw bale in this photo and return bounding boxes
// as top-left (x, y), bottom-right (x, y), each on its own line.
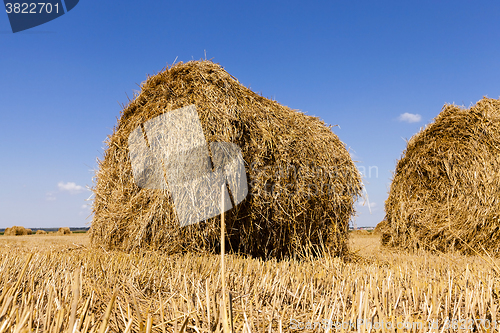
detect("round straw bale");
top-left (384, 97), bottom-right (500, 255)
top-left (57, 227), bottom-right (72, 235)
top-left (36, 229), bottom-right (47, 235)
top-left (351, 229), bottom-right (370, 235)
top-left (90, 60), bottom-right (362, 258)
top-left (4, 226), bottom-right (32, 236)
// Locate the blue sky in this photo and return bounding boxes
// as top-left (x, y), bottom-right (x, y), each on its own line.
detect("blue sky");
top-left (1, 0), bottom-right (499, 228)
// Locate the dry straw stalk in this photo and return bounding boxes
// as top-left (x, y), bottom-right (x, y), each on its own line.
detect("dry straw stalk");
top-left (1, 234), bottom-right (499, 332)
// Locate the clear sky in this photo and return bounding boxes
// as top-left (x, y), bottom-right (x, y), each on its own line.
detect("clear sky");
top-left (1, 0), bottom-right (499, 229)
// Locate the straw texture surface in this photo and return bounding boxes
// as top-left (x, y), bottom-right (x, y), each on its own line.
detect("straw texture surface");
top-left (90, 61), bottom-right (361, 258)
top-left (383, 98), bottom-right (500, 255)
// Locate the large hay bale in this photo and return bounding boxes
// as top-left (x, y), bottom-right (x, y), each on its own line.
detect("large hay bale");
top-left (90, 60), bottom-right (362, 258)
top-left (384, 97), bottom-right (500, 255)
top-left (36, 230), bottom-right (47, 235)
top-left (4, 226), bottom-right (32, 236)
top-left (56, 227), bottom-right (72, 235)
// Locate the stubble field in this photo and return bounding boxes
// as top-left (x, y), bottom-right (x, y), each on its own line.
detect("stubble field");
top-left (0, 232), bottom-right (499, 332)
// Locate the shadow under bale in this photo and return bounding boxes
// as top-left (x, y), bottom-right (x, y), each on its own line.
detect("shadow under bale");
top-left (383, 97), bottom-right (500, 256)
top-left (90, 60), bottom-right (362, 259)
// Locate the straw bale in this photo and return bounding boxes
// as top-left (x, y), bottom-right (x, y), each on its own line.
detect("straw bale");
top-left (4, 226), bottom-right (32, 236)
top-left (351, 229), bottom-right (370, 235)
top-left (383, 97), bottom-right (500, 255)
top-left (36, 230), bottom-right (47, 235)
top-left (57, 227), bottom-right (72, 235)
top-left (373, 221), bottom-right (384, 235)
top-left (90, 60), bottom-right (362, 258)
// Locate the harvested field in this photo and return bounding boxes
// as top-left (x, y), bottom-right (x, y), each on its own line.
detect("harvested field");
top-left (0, 233), bottom-right (499, 332)
top-left (383, 98), bottom-right (500, 256)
